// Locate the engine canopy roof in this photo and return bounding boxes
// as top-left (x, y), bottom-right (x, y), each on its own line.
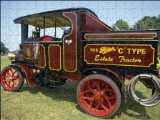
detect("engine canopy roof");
top-left (14, 8), bottom-right (98, 28)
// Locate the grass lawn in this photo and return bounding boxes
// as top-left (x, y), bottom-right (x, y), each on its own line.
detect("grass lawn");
top-left (1, 56), bottom-right (160, 120)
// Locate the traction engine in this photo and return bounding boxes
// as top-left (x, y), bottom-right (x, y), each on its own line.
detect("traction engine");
top-left (1, 8), bottom-right (160, 118)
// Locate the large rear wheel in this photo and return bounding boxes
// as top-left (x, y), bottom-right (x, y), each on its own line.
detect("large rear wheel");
top-left (77, 74), bottom-right (121, 118)
top-left (1, 65), bottom-right (24, 92)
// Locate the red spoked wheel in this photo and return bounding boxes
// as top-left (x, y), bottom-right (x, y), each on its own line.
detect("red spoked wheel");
top-left (77, 74), bottom-right (121, 118)
top-left (1, 66), bottom-right (24, 92)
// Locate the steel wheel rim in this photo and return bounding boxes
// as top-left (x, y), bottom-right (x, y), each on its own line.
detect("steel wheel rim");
top-left (1, 67), bottom-right (21, 91)
top-left (78, 79), bottom-right (117, 117)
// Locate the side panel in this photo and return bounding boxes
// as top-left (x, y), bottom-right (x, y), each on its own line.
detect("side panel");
top-left (48, 44), bottom-right (61, 71)
top-left (63, 12), bottom-right (77, 72)
top-left (23, 44), bottom-right (35, 60)
top-left (35, 44), bottom-right (46, 68)
top-left (84, 44), bottom-right (154, 67)
top-left (80, 12), bottom-right (113, 32)
top-left (82, 40), bottom-right (158, 73)
top-left (23, 43), bottom-right (46, 68)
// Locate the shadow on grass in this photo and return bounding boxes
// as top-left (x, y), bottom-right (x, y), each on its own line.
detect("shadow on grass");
top-left (75, 93), bottom-right (151, 119)
top-left (21, 80), bottom-right (78, 103)
top-left (115, 92), bottom-right (151, 119)
top-left (21, 81), bottom-right (151, 119)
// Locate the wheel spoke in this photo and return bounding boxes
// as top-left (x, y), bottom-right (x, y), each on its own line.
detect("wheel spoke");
top-left (1, 77), bottom-right (7, 82)
top-left (92, 80), bottom-right (100, 90)
top-left (95, 103), bottom-right (100, 110)
top-left (103, 96), bottom-right (112, 108)
top-left (9, 70), bottom-right (13, 75)
top-left (11, 77), bottom-right (19, 80)
top-left (7, 80), bottom-right (11, 86)
top-left (107, 95), bottom-right (116, 100)
top-left (11, 81), bottom-right (15, 87)
top-left (103, 88), bottom-right (114, 93)
top-left (82, 96), bottom-right (94, 101)
top-left (89, 101), bottom-right (93, 108)
top-left (6, 72), bottom-right (11, 77)
top-left (87, 81), bottom-right (94, 92)
top-left (2, 79), bottom-right (7, 82)
top-left (101, 103), bottom-right (108, 112)
top-left (10, 69), bottom-right (14, 73)
top-left (81, 90), bottom-right (92, 95)
top-left (12, 71), bottom-right (17, 76)
top-left (14, 75), bottom-right (19, 80)
top-left (1, 76), bottom-right (7, 80)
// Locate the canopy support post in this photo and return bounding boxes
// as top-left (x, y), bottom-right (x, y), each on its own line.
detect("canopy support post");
top-left (43, 16), bottom-right (45, 35)
top-left (54, 22), bottom-right (56, 37)
top-left (21, 24), bottom-right (28, 43)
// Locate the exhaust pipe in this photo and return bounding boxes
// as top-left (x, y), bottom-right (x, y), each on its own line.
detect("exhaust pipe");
top-left (128, 74), bottom-right (160, 106)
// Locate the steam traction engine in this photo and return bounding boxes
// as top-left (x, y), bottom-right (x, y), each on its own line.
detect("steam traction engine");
top-left (1, 8), bottom-right (160, 118)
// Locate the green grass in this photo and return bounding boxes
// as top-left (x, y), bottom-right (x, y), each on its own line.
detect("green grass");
top-left (1, 56), bottom-right (160, 120)
top-left (1, 56), bottom-right (11, 70)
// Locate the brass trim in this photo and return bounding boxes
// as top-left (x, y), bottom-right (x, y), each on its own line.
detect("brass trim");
top-left (84, 32), bottom-right (158, 40)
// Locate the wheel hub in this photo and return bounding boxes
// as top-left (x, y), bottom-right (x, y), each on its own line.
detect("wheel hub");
top-left (94, 91), bottom-right (104, 102)
top-left (8, 77), bottom-right (12, 81)
top-left (94, 91), bottom-right (101, 101)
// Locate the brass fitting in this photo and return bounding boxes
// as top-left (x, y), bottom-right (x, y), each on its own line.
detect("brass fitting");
top-left (7, 52), bottom-right (16, 61)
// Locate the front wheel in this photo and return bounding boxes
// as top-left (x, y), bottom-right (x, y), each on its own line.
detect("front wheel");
top-left (77, 74), bottom-right (121, 118)
top-left (1, 65), bottom-right (24, 92)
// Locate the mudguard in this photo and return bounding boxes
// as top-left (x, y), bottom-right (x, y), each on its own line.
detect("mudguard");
top-left (18, 64), bottom-right (36, 88)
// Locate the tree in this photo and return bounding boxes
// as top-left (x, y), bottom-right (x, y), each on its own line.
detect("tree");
top-left (112, 19), bottom-right (129, 30)
top-left (134, 16), bottom-right (160, 30)
top-left (0, 42), bottom-right (9, 55)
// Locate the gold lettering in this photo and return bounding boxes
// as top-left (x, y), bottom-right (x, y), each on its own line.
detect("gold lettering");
top-left (90, 48), bottom-right (96, 52)
top-left (90, 48), bottom-right (99, 53)
top-left (137, 49), bottom-right (141, 54)
top-left (99, 47), bottom-right (116, 54)
top-left (94, 55), bottom-right (100, 61)
top-left (127, 48), bottom-right (146, 55)
top-left (132, 49), bottom-right (137, 54)
top-left (127, 48), bottom-right (131, 54)
top-left (95, 48), bottom-right (98, 52)
top-left (118, 48), bottom-right (124, 54)
top-left (94, 54), bottom-right (113, 62)
top-left (141, 49), bottom-right (146, 55)
top-left (119, 56), bottom-right (141, 63)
